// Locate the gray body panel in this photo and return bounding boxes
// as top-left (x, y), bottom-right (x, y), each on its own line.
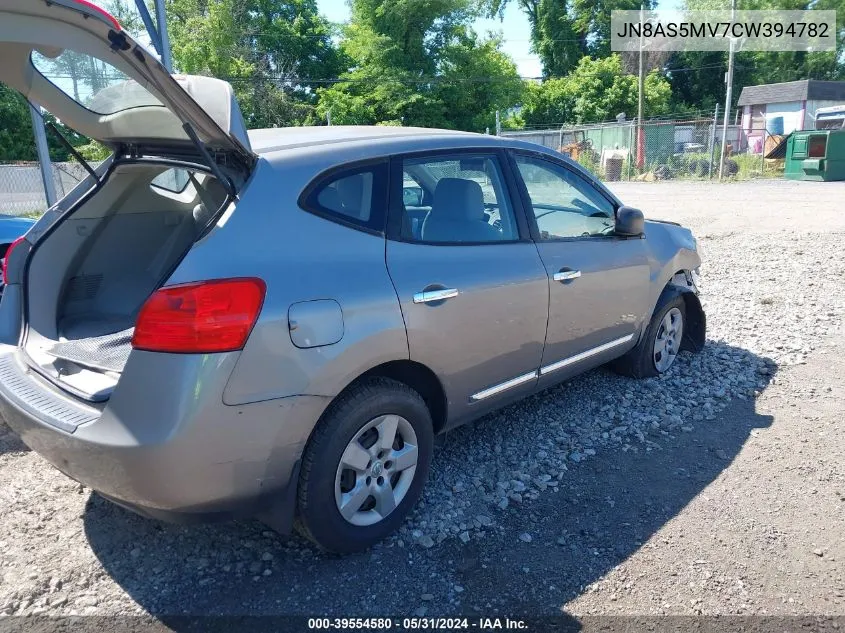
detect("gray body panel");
top-left (535, 237), bottom-right (652, 388)
top-left (0, 345), bottom-right (330, 515)
top-left (386, 240), bottom-right (548, 423)
top-left (180, 157), bottom-right (412, 406)
top-left (0, 126), bottom-right (703, 529)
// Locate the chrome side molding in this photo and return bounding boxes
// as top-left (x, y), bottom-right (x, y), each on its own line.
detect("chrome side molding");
top-left (468, 334), bottom-right (635, 402)
top-left (469, 370), bottom-right (538, 402)
top-left (540, 334), bottom-right (634, 376)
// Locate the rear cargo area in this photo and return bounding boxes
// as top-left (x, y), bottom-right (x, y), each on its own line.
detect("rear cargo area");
top-left (23, 162), bottom-right (228, 400)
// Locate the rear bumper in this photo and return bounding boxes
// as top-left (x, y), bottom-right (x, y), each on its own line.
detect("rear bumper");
top-left (0, 348), bottom-right (329, 529)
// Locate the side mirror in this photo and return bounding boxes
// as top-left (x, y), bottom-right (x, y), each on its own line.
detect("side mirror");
top-left (615, 206), bottom-right (644, 237)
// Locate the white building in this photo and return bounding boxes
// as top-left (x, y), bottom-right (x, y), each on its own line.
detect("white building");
top-left (738, 80), bottom-right (845, 153)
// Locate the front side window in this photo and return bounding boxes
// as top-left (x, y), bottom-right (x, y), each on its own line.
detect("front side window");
top-left (302, 163), bottom-right (387, 232)
top-left (514, 155), bottom-right (615, 240)
top-left (398, 154), bottom-right (518, 244)
top-left (31, 50), bottom-right (163, 115)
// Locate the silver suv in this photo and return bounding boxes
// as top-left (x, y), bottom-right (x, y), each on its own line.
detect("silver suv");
top-left (0, 0), bottom-right (705, 552)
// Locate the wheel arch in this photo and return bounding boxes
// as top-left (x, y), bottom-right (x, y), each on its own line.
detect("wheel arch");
top-left (330, 360), bottom-right (448, 434)
top-left (655, 271), bottom-right (706, 353)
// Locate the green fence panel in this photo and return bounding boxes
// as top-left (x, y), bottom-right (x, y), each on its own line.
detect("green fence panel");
top-left (644, 124), bottom-right (676, 167)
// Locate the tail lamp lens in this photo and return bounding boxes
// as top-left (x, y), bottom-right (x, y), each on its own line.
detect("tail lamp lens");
top-left (2, 236), bottom-right (27, 285)
top-left (131, 278), bottom-right (266, 353)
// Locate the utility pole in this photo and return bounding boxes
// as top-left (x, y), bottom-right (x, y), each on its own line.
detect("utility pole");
top-left (708, 103), bottom-right (719, 179)
top-left (29, 104), bottom-right (57, 208)
top-left (495, 110), bottom-right (501, 136)
top-left (135, 0), bottom-right (172, 71)
top-left (718, 0), bottom-right (737, 181)
top-left (153, 0), bottom-right (172, 71)
top-left (636, 3), bottom-right (645, 170)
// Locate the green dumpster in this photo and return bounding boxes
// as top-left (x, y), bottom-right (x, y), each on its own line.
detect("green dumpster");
top-left (784, 130), bottom-right (845, 181)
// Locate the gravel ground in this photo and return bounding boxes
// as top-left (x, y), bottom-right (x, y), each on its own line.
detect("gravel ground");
top-left (0, 179), bottom-right (844, 621)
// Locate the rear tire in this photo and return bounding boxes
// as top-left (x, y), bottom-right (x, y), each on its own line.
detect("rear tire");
top-left (296, 377), bottom-right (433, 553)
top-left (611, 295), bottom-right (687, 378)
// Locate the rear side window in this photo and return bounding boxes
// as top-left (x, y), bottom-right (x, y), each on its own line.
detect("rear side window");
top-left (301, 162), bottom-right (388, 233)
top-left (396, 154), bottom-right (519, 244)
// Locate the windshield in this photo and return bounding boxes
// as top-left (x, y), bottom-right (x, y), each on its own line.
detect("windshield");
top-left (816, 117), bottom-right (845, 131)
top-left (31, 49), bottom-right (164, 115)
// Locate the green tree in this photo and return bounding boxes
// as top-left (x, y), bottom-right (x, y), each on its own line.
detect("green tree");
top-left (104, 0), bottom-right (144, 35)
top-left (521, 54), bottom-right (671, 125)
top-left (485, 0), bottom-right (655, 77)
top-left (533, 0), bottom-right (583, 77)
top-left (315, 13), bottom-right (441, 126)
top-left (668, 0), bottom-right (844, 112)
top-left (0, 85), bottom-right (90, 162)
top-left (520, 77), bottom-right (570, 125)
top-left (437, 33), bottom-right (524, 131)
top-left (316, 0), bottom-right (524, 131)
top-left (571, 0), bottom-right (653, 59)
top-left (0, 85), bottom-right (37, 162)
top-left (165, 0), bottom-right (344, 128)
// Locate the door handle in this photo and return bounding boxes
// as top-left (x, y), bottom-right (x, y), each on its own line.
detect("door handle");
top-left (413, 288), bottom-right (459, 304)
top-left (553, 270), bottom-right (582, 282)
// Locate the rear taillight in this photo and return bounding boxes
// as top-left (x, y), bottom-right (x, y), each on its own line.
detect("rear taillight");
top-left (131, 278), bottom-right (266, 353)
top-left (2, 236), bottom-right (27, 285)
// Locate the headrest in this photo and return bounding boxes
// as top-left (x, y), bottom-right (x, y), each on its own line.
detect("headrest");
top-left (431, 178), bottom-right (485, 221)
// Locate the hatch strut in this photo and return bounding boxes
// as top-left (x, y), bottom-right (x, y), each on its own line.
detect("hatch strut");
top-left (45, 122), bottom-right (101, 183)
top-left (27, 103), bottom-right (101, 184)
top-left (181, 123), bottom-right (236, 198)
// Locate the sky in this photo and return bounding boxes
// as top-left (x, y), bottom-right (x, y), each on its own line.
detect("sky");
top-left (316, 0), bottom-right (544, 78)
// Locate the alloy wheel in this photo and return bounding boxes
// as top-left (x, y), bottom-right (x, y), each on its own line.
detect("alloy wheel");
top-left (334, 414), bottom-right (419, 527)
top-left (653, 307), bottom-right (684, 372)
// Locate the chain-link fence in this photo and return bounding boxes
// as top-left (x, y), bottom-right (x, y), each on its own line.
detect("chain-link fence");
top-left (0, 161), bottom-right (96, 216)
top-left (502, 113), bottom-right (786, 182)
top-left (1, 113), bottom-right (789, 216)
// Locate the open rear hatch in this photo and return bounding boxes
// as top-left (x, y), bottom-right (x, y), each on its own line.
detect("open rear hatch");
top-left (0, 0), bottom-right (257, 401)
top-left (0, 0), bottom-right (254, 163)
top-left (21, 161), bottom-right (232, 400)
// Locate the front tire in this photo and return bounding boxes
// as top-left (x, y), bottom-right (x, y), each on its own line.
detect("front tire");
top-left (612, 295), bottom-right (687, 378)
top-left (296, 377), bottom-right (434, 553)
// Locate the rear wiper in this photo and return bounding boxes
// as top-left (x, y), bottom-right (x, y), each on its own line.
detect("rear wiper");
top-left (45, 122), bottom-right (101, 183)
top-left (181, 123), bottom-right (237, 198)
